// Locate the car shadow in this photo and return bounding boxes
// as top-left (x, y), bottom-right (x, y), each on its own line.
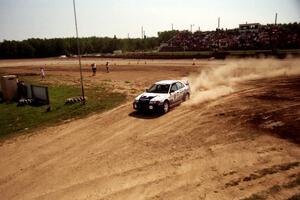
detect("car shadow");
top-left (128, 111), bottom-right (164, 119)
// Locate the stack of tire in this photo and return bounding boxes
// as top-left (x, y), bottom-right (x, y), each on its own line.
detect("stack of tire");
top-left (17, 98), bottom-right (34, 106)
top-left (65, 96), bottom-right (87, 104)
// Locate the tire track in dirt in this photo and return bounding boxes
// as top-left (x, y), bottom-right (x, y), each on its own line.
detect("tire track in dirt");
top-left (0, 69), bottom-right (300, 199)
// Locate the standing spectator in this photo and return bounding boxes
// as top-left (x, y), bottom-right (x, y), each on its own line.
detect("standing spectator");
top-left (17, 80), bottom-right (27, 100)
top-left (91, 63), bottom-right (97, 76)
top-left (106, 62), bottom-right (110, 73)
top-left (40, 67), bottom-right (45, 79)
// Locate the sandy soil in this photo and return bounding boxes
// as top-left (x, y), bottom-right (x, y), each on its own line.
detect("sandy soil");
top-left (0, 58), bottom-right (299, 200)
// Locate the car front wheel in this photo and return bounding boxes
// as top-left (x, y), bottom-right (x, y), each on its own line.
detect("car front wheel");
top-left (162, 101), bottom-right (169, 114)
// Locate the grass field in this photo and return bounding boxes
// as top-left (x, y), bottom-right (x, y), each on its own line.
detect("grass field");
top-left (0, 76), bottom-right (126, 139)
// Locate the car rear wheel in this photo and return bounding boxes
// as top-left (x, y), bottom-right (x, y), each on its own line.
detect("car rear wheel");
top-left (183, 93), bottom-right (190, 101)
top-left (162, 101), bottom-right (169, 113)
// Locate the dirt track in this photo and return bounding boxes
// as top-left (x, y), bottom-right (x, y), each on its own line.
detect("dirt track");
top-left (0, 58), bottom-right (299, 200)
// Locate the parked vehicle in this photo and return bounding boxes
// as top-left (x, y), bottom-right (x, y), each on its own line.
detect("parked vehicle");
top-left (133, 80), bottom-right (191, 113)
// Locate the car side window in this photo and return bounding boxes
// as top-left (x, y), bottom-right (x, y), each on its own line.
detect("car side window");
top-left (176, 82), bottom-right (184, 89)
top-left (170, 83), bottom-right (178, 92)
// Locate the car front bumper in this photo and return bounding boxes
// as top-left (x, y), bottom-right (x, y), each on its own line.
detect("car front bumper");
top-left (133, 101), bottom-right (163, 112)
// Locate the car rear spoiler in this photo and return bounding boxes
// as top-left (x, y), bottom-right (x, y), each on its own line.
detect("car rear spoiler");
top-left (182, 80), bottom-right (189, 85)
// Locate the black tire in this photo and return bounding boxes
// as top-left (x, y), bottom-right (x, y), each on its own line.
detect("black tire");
top-left (183, 93), bottom-right (190, 101)
top-left (162, 101), bottom-right (169, 114)
top-left (137, 109), bottom-right (144, 114)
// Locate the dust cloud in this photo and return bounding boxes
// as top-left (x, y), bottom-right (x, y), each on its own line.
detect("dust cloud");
top-left (186, 58), bottom-right (300, 105)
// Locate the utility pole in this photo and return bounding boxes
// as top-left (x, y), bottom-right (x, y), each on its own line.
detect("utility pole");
top-left (171, 23), bottom-right (174, 31)
top-left (141, 26), bottom-right (144, 39)
top-left (275, 13), bottom-right (278, 25)
top-left (72, 0), bottom-right (85, 102)
top-left (218, 17), bottom-right (220, 29)
top-left (190, 24), bottom-right (194, 32)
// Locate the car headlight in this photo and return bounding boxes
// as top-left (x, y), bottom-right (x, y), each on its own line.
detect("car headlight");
top-left (133, 100), bottom-right (138, 109)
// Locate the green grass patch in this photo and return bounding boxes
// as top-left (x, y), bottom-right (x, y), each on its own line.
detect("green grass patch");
top-left (0, 83), bottom-right (126, 139)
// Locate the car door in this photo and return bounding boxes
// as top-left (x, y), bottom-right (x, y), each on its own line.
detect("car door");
top-left (170, 83), bottom-right (179, 105)
top-left (176, 82), bottom-right (185, 101)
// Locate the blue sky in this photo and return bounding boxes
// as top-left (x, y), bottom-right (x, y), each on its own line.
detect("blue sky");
top-left (0, 0), bottom-right (299, 41)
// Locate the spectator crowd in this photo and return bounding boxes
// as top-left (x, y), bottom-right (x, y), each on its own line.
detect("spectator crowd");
top-left (160, 23), bottom-right (300, 51)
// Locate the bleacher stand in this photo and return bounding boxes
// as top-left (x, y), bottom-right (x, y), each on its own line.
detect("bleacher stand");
top-left (160, 23), bottom-right (300, 51)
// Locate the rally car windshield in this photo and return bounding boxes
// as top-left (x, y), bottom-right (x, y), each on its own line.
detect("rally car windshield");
top-left (148, 84), bottom-right (170, 93)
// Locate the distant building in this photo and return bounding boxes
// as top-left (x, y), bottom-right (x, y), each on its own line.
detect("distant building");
top-left (59, 55), bottom-right (67, 58)
top-left (113, 50), bottom-right (122, 55)
top-left (239, 23), bottom-right (261, 32)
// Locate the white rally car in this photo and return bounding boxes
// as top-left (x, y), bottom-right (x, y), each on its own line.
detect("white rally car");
top-left (133, 80), bottom-right (191, 113)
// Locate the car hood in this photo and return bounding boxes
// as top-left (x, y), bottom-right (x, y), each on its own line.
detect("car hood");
top-left (135, 92), bottom-right (169, 101)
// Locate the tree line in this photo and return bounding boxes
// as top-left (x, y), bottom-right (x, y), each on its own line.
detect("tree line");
top-left (0, 31), bottom-right (179, 59)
